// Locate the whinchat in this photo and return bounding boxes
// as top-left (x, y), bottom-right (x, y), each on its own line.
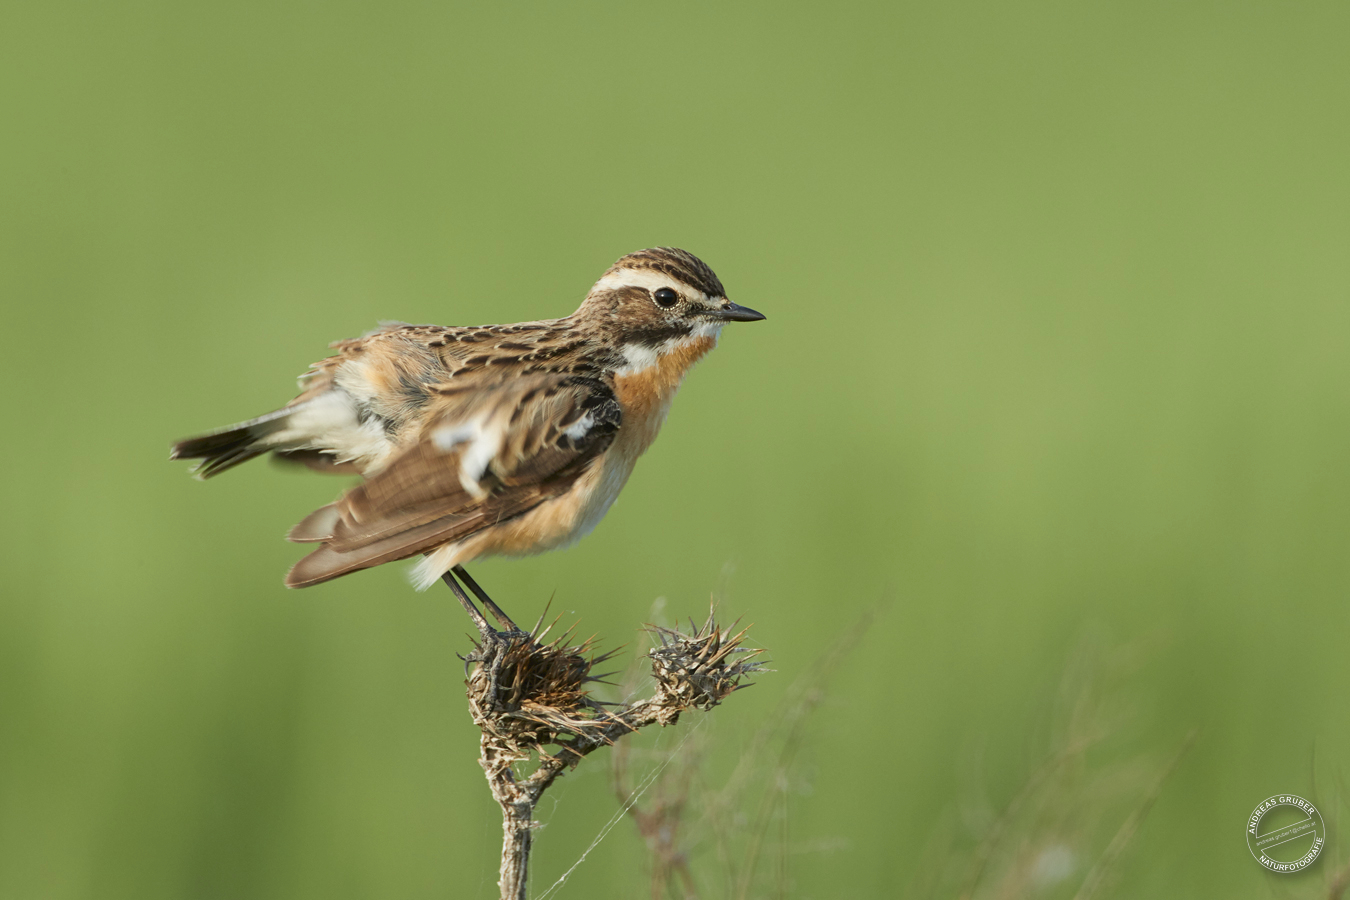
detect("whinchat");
top-left (171, 247), bottom-right (764, 602)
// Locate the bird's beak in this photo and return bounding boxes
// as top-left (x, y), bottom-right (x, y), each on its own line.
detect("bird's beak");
top-left (709, 302), bottom-right (766, 322)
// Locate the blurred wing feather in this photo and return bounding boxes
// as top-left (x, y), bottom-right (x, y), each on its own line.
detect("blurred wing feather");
top-left (285, 373), bottom-right (620, 586)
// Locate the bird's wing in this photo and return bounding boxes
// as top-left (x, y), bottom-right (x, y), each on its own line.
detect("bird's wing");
top-left (285, 372), bottom-right (621, 587)
top-left (292, 319), bottom-right (567, 404)
top-left (172, 321), bottom-right (572, 479)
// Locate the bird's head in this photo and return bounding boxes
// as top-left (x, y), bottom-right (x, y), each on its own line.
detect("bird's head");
top-left (580, 248), bottom-right (765, 365)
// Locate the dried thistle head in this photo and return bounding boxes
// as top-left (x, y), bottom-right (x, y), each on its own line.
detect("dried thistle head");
top-left (465, 616), bottom-right (616, 750)
top-left (465, 605), bottom-right (765, 776)
top-left (647, 611), bottom-right (767, 725)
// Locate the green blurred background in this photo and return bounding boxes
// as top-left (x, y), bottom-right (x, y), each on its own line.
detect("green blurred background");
top-left (3, 1), bottom-right (1348, 897)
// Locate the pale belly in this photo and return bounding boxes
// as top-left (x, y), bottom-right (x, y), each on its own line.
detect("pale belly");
top-left (478, 431), bottom-right (644, 558)
top-left (410, 430), bottom-right (646, 587)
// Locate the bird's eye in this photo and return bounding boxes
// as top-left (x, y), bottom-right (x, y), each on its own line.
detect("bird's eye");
top-left (653, 287), bottom-right (679, 309)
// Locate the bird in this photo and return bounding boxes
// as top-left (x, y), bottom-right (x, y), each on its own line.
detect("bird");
top-left (170, 247), bottom-right (764, 619)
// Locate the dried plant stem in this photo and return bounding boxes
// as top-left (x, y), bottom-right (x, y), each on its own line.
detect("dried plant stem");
top-left (483, 697), bottom-right (717, 897)
top-left (1071, 729), bottom-right (1196, 900)
top-left (957, 735), bottom-right (1104, 900)
top-left (611, 734), bottom-right (698, 900)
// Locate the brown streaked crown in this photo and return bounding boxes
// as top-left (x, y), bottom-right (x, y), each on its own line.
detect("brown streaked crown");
top-left (602, 247), bottom-right (726, 299)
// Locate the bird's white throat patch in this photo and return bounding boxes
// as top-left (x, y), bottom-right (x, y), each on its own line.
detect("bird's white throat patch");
top-left (616, 324), bottom-right (722, 376)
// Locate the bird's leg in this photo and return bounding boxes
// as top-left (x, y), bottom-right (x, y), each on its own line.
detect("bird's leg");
top-left (441, 569), bottom-right (495, 637)
top-left (452, 565), bottom-right (522, 634)
top-left (442, 568), bottom-right (515, 711)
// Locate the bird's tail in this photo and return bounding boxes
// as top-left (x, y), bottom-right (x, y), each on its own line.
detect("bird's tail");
top-left (169, 407), bottom-right (297, 479)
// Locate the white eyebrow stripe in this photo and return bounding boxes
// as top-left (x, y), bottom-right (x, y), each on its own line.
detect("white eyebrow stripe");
top-left (592, 268), bottom-right (700, 297)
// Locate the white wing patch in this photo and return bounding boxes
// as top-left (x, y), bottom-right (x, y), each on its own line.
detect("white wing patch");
top-left (432, 416), bottom-right (501, 499)
top-left (431, 421), bottom-right (479, 452)
top-left (563, 411), bottom-right (595, 440)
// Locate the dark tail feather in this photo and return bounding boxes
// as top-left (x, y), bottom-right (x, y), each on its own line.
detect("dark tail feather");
top-left (170, 407), bottom-right (295, 479)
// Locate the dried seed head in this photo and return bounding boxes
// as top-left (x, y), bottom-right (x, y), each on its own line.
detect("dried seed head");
top-left (647, 612), bottom-right (767, 725)
top-left (465, 622), bottom-right (614, 750)
top-left (465, 606), bottom-right (765, 768)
